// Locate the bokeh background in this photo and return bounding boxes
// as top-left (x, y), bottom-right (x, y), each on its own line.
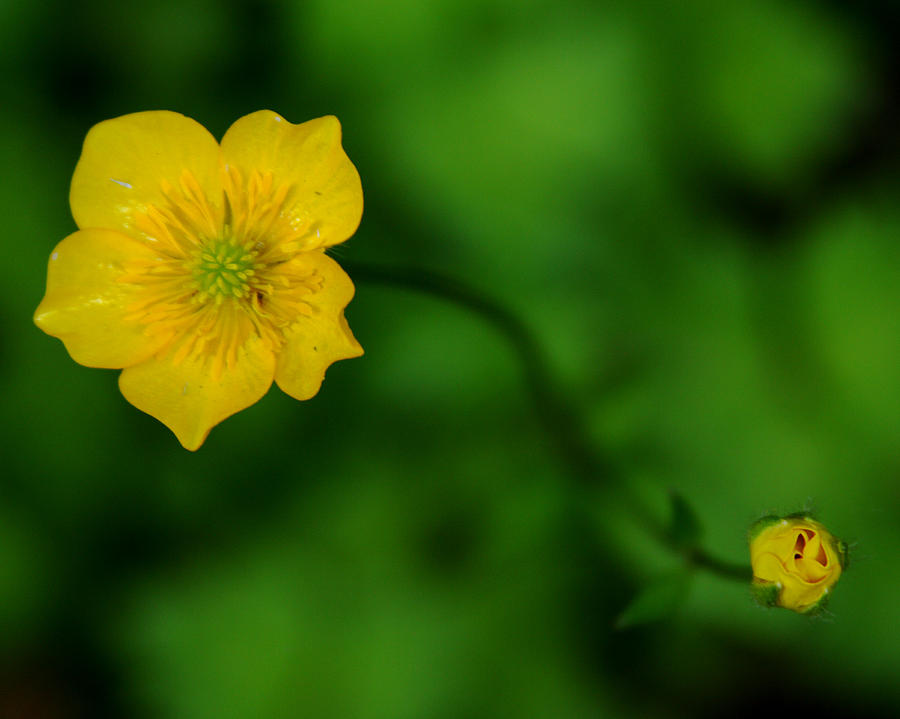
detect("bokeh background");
top-left (2, 0), bottom-right (899, 716)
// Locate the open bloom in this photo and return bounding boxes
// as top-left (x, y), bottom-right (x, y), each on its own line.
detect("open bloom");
top-left (35, 110), bottom-right (363, 450)
top-left (749, 515), bottom-right (846, 613)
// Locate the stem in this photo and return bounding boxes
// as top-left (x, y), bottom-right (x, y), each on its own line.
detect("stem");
top-left (345, 260), bottom-right (610, 483)
top-left (689, 549), bottom-right (753, 582)
top-left (345, 260), bottom-right (751, 582)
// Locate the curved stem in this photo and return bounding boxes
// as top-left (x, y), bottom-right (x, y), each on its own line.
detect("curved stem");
top-left (345, 260), bottom-right (751, 582)
top-left (688, 549), bottom-right (753, 581)
top-left (344, 260), bottom-right (610, 483)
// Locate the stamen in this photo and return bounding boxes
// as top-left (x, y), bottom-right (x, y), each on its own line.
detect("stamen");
top-left (124, 168), bottom-right (324, 369)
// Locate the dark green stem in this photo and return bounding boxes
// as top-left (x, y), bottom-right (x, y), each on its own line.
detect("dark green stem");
top-left (344, 260), bottom-right (610, 483)
top-left (688, 549), bottom-right (753, 581)
top-left (345, 260), bottom-right (751, 582)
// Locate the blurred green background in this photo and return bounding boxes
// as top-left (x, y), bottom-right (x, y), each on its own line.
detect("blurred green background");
top-left (2, 0), bottom-right (899, 716)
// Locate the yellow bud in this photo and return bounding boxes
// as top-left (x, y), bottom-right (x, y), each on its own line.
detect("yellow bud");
top-left (749, 515), bottom-right (846, 614)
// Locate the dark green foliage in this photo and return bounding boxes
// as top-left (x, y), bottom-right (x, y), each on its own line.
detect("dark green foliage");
top-left (1, 0), bottom-right (897, 717)
top-left (616, 572), bottom-right (692, 629)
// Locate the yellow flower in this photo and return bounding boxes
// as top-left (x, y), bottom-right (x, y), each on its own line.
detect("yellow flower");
top-left (749, 515), bottom-right (846, 613)
top-left (34, 111), bottom-right (364, 450)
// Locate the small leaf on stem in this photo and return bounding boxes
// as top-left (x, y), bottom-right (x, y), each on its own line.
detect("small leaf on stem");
top-left (667, 490), bottom-right (703, 550)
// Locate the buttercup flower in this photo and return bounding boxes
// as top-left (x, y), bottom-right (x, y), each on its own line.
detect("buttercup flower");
top-left (35, 111), bottom-right (363, 450)
top-left (749, 515), bottom-right (847, 614)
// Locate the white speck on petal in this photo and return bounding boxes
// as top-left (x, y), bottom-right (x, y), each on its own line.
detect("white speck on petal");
top-left (274, 115), bottom-right (283, 122)
top-left (110, 178), bottom-right (133, 189)
top-left (182, 383), bottom-right (188, 395)
top-left (51, 252), bottom-right (59, 260)
top-left (316, 228), bottom-right (320, 239)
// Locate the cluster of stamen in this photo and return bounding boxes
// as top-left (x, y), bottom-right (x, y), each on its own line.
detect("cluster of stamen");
top-left (121, 168), bottom-right (322, 377)
top-left (189, 238), bottom-right (262, 304)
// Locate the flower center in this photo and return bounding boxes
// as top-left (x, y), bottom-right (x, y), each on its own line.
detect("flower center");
top-left (122, 168), bottom-right (323, 379)
top-left (190, 238), bottom-right (262, 305)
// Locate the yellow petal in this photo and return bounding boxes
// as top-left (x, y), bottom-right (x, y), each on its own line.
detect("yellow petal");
top-left (119, 337), bottom-right (276, 451)
top-left (34, 229), bottom-right (168, 368)
top-left (802, 532), bottom-right (828, 566)
top-left (70, 111), bottom-right (222, 240)
top-left (274, 252), bottom-right (363, 401)
top-left (779, 578), bottom-right (826, 612)
top-left (751, 552), bottom-right (786, 584)
top-left (220, 111), bottom-right (363, 250)
top-left (794, 557), bottom-right (829, 583)
top-left (822, 538), bottom-right (843, 574)
top-left (769, 528), bottom-right (802, 558)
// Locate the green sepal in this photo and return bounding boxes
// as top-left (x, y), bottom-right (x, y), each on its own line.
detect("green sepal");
top-left (799, 588), bottom-right (834, 618)
top-left (834, 538), bottom-right (850, 570)
top-left (750, 580), bottom-right (780, 609)
top-left (747, 514), bottom-right (782, 542)
top-left (784, 511), bottom-right (816, 521)
top-left (615, 571), bottom-right (692, 630)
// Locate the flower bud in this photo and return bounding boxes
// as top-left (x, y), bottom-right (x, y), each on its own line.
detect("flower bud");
top-left (749, 515), bottom-right (847, 614)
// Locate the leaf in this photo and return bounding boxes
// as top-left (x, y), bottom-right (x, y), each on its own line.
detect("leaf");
top-left (615, 571), bottom-right (692, 630)
top-left (667, 490), bottom-right (703, 550)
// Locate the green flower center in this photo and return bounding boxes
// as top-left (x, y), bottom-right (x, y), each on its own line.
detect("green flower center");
top-left (190, 238), bottom-right (260, 303)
